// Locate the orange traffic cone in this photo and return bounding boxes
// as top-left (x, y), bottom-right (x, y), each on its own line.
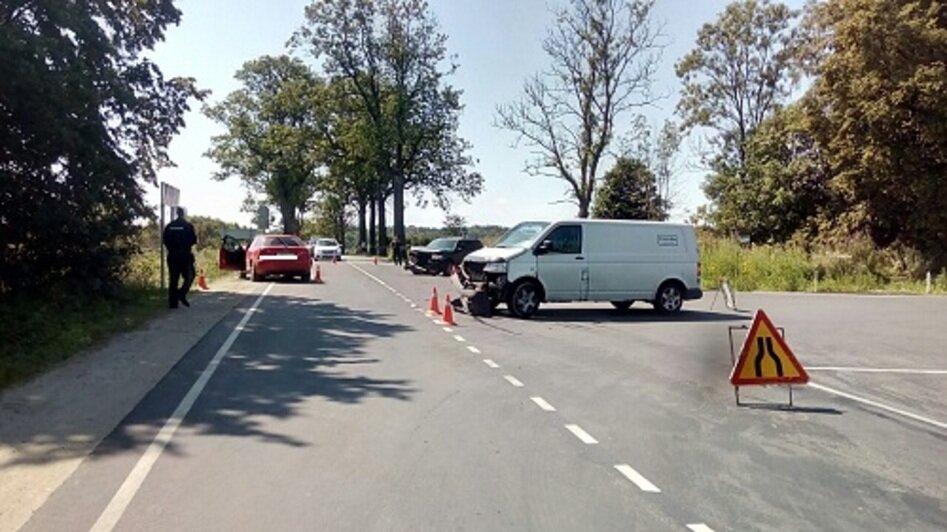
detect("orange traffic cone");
top-left (442, 294), bottom-right (457, 326)
top-left (312, 263), bottom-right (323, 284)
top-left (197, 268), bottom-right (209, 290)
top-left (428, 286), bottom-right (441, 315)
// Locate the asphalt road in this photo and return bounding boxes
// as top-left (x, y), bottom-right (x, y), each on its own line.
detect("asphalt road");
top-left (22, 261), bottom-right (947, 531)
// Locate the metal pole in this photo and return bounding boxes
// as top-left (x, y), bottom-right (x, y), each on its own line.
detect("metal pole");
top-left (160, 183), bottom-right (165, 290)
top-left (926, 271), bottom-right (932, 294)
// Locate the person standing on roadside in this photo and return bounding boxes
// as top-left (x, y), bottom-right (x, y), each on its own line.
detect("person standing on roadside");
top-left (163, 206), bottom-right (197, 309)
top-left (392, 237), bottom-right (403, 266)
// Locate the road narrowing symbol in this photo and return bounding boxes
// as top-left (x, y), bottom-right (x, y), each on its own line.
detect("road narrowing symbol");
top-left (730, 309), bottom-right (808, 385)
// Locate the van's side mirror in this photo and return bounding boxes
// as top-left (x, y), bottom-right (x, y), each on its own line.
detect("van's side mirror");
top-left (535, 240), bottom-right (552, 255)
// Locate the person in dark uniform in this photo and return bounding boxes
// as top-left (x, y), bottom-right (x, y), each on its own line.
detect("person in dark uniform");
top-left (163, 207), bottom-right (197, 309)
top-left (392, 237), bottom-right (403, 266)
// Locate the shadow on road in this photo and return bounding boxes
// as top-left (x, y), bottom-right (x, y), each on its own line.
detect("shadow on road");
top-left (1, 292), bottom-right (417, 467)
top-left (744, 403), bottom-right (845, 415)
top-left (524, 307), bottom-right (749, 323)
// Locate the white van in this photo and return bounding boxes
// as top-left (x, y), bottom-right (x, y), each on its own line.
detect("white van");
top-left (461, 220), bottom-right (702, 318)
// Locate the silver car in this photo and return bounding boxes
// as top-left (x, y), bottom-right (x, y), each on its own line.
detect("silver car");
top-left (309, 238), bottom-right (342, 261)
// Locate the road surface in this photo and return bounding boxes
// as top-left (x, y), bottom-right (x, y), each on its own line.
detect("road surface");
top-left (21, 261), bottom-right (947, 531)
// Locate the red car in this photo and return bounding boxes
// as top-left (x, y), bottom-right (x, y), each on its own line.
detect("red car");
top-left (221, 234), bottom-right (312, 282)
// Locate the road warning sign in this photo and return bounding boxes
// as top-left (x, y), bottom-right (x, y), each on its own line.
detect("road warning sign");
top-left (730, 310), bottom-right (808, 385)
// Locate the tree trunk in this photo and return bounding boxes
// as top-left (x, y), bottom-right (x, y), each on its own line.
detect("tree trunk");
top-left (357, 196), bottom-right (367, 253)
top-left (377, 193), bottom-right (388, 257)
top-left (280, 202), bottom-right (299, 234)
top-left (393, 172), bottom-right (406, 244)
top-left (369, 196), bottom-right (376, 256)
top-left (577, 196), bottom-right (590, 219)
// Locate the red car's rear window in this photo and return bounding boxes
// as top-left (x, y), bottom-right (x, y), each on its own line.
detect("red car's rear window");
top-left (264, 236), bottom-right (306, 247)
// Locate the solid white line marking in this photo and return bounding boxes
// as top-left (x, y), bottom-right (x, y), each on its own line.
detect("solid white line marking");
top-left (530, 396), bottom-right (556, 412)
top-left (483, 359), bottom-right (499, 368)
top-left (90, 284), bottom-right (274, 532)
top-left (614, 464), bottom-right (660, 493)
top-left (686, 524), bottom-right (715, 532)
top-left (565, 424), bottom-right (598, 444)
top-left (442, 326), bottom-right (454, 332)
top-left (453, 335), bottom-right (466, 343)
top-left (503, 375), bottom-right (524, 387)
top-left (808, 367), bottom-right (947, 375)
top-left (808, 382), bottom-right (947, 430)
top-left (467, 346), bottom-right (481, 354)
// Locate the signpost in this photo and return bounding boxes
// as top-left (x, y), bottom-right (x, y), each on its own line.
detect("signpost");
top-left (159, 183), bottom-right (180, 290)
top-left (729, 309), bottom-right (808, 406)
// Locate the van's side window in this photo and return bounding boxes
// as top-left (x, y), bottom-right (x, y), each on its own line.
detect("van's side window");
top-left (545, 225), bottom-right (582, 254)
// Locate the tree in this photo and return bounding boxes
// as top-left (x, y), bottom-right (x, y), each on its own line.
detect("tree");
top-left (0, 0), bottom-right (204, 295)
top-left (204, 55), bottom-right (327, 235)
top-left (294, 0), bottom-right (483, 249)
top-left (498, 0), bottom-right (662, 218)
top-left (592, 157), bottom-right (668, 220)
top-left (676, 0), bottom-right (799, 171)
top-left (703, 104), bottom-right (830, 242)
top-left (801, 0), bottom-right (947, 267)
top-left (443, 214), bottom-right (467, 235)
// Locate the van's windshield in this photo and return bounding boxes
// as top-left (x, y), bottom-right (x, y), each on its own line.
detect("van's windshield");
top-left (495, 222), bottom-right (550, 248)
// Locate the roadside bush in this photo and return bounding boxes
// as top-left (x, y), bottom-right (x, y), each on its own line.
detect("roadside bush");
top-left (698, 234), bottom-right (944, 294)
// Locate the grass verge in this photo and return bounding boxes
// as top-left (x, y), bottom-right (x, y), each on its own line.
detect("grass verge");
top-left (0, 286), bottom-right (165, 390)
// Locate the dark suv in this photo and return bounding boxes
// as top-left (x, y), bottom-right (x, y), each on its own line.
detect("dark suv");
top-left (407, 237), bottom-right (483, 276)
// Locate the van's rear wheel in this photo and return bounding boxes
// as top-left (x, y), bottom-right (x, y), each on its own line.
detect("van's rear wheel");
top-left (611, 300), bottom-right (633, 311)
top-left (508, 280), bottom-right (541, 319)
top-left (654, 282), bottom-right (684, 314)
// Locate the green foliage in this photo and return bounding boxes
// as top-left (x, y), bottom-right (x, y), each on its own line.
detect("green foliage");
top-left (592, 157), bottom-right (668, 220)
top-left (204, 55), bottom-right (327, 235)
top-left (801, 0), bottom-right (947, 268)
top-left (0, 0), bottom-right (204, 296)
top-left (295, 0), bottom-right (483, 245)
top-left (443, 214), bottom-right (467, 235)
top-left (676, 0), bottom-right (799, 168)
top-left (703, 104), bottom-right (830, 241)
top-left (0, 287), bottom-right (164, 389)
top-left (700, 234), bottom-right (947, 293)
top-left (497, 0), bottom-right (662, 218)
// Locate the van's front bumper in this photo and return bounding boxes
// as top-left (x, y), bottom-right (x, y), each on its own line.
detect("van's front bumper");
top-left (685, 287), bottom-right (703, 300)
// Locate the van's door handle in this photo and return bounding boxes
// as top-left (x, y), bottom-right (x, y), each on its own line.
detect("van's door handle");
top-left (575, 256), bottom-right (584, 260)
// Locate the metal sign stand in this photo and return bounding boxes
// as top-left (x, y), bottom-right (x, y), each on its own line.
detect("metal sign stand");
top-left (711, 277), bottom-right (738, 311)
top-left (728, 325), bottom-right (793, 407)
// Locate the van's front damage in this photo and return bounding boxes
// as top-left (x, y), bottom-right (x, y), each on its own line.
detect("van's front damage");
top-left (458, 248), bottom-right (525, 315)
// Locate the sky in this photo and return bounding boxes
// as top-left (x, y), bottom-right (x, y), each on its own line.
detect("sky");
top-left (147, 0), bottom-right (804, 229)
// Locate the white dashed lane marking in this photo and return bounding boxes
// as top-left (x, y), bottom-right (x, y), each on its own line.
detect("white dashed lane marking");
top-left (503, 375), bottom-right (524, 387)
top-left (466, 346), bottom-right (481, 354)
top-left (614, 464), bottom-right (661, 493)
top-left (530, 396), bottom-right (556, 412)
top-left (564, 424), bottom-right (598, 444)
top-left (442, 326), bottom-right (453, 332)
top-left (483, 359), bottom-right (500, 368)
top-left (453, 335), bottom-right (466, 343)
top-left (686, 524), bottom-right (714, 532)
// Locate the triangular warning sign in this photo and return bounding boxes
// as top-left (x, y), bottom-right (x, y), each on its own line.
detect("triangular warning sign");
top-left (730, 310), bottom-right (808, 385)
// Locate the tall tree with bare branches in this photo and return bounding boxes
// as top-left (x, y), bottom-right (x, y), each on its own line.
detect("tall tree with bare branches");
top-left (497, 0), bottom-right (662, 218)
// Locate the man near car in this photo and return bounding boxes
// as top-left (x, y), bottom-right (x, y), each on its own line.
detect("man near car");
top-left (163, 207), bottom-right (197, 309)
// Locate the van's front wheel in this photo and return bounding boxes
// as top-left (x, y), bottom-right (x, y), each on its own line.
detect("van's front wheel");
top-left (508, 280), bottom-right (541, 319)
top-left (654, 282), bottom-right (684, 314)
